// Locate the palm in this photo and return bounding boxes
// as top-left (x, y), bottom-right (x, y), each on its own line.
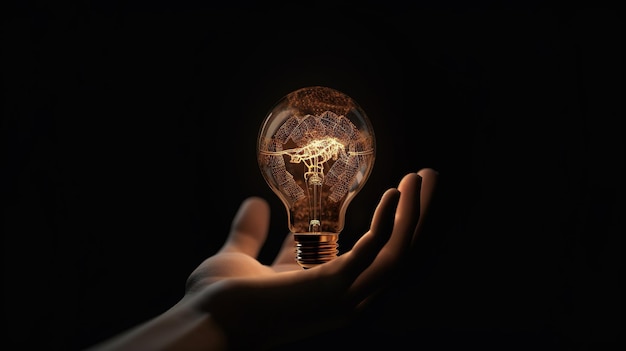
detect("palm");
top-left (185, 198), bottom-right (303, 293)
top-left (185, 167), bottom-right (438, 296)
top-left (87, 168), bottom-right (438, 351)
top-left (191, 247), bottom-right (301, 282)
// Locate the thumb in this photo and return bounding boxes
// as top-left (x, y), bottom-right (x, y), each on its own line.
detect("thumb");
top-left (219, 197), bottom-right (271, 258)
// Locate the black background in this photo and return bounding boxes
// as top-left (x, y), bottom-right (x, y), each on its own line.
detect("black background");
top-left (3, 2), bottom-right (622, 350)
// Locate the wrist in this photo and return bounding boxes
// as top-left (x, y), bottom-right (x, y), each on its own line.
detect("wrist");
top-left (86, 298), bottom-right (228, 351)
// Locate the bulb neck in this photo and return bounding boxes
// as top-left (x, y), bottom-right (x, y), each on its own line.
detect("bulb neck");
top-left (293, 233), bottom-right (339, 269)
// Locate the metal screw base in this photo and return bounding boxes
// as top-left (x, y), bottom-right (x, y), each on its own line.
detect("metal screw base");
top-left (293, 233), bottom-right (339, 269)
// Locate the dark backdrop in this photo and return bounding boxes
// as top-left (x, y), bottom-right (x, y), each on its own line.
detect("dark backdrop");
top-left (4, 2), bottom-right (621, 350)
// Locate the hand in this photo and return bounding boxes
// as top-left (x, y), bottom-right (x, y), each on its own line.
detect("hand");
top-left (87, 168), bottom-right (438, 351)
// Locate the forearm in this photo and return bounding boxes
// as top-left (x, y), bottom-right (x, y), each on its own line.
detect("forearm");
top-left (85, 299), bottom-right (227, 351)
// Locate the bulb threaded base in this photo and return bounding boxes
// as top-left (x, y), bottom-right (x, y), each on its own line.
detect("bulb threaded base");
top-left (293, 233), bottom-right (339, 269)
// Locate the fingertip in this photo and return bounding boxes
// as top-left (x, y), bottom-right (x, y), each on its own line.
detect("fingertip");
top-left (369, 188), bottom-right (401, 244)
top-left (417, 167), bottom-right (439, 178)
top-left (415, 168), bottom-right (438, 194)
top-left (385, 187), bottom-right (402, 199)
top-left (342, 188), bottom-right (400, 272)
top-left (397, 172), bottom-right (422, 194)
top-left (242, 196), bottom-right (270, 211)
top-left (222, 196), bottom-right (271, 256)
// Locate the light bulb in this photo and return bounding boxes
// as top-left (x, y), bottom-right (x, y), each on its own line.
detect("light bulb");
top-left (257, 86), bottom-right (376, 269)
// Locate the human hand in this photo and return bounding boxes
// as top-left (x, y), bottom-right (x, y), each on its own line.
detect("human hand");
top-left (181, 168), bottom-right (438, 350)
top-left (86, 168), bottom-right (438, 351)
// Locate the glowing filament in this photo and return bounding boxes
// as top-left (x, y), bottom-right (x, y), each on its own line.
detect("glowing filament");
top-left (257, 86), bottom-right (376, 267)
top-left (258, 111), bottom-right (374, 205)
top-left (264, 137), bottom-right (344, 185)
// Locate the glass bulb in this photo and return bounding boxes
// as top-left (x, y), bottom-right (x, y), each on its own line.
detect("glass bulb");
top-left (257, 86), bottom-right (376, 269)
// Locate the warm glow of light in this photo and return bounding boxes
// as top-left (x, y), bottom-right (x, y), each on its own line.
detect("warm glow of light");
top-left (257, 86), bottom-right (375, 268)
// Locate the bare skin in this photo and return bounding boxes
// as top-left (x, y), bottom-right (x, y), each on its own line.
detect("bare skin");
top-left (86, 168), bottom-right (438, 351)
